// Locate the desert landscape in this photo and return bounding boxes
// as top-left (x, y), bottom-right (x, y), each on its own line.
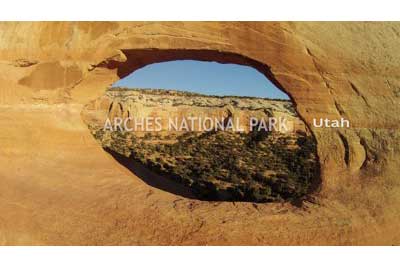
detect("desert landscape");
top-left (0, 22), bottom-right (399, 245)
top-left (83, 88), bottom-right (319, 203)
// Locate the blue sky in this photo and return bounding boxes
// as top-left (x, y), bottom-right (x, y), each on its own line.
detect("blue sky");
top-left (112, 60), bottom-right (289, 99)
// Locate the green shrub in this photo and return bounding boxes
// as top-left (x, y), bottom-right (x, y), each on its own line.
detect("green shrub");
top-left (92, 128), bottom-right (319, 203)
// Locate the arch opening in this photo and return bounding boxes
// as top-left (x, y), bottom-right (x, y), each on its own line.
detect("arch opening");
top-left (83, 49), bottom-right (321, 205)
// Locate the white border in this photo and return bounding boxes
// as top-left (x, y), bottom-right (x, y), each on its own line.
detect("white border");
top-left (0, 0), bottom-right (399, 20)
top-left (0, 246), bottom-right (398, 266)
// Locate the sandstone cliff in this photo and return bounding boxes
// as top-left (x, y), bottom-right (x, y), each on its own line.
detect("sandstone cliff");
top-left (82, 88), bottom-right (307, 134)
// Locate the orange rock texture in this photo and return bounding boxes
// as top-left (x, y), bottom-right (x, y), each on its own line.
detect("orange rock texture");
top-left (0, 22), bottom-right (399, 245)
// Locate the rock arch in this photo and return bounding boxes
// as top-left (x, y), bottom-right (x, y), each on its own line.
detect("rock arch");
top-left (83, 47), bottom-right (354, 195)
top-left (0, 22), bottom-right (398, 244)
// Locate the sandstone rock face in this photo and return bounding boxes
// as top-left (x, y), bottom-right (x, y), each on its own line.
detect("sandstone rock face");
top-left (0, 22), bottom-right (399, 245)
top-left (82, 88), bottom-right (307, 134)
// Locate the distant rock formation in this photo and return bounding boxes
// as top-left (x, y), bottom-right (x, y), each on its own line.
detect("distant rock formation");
top-left (82, 87), bottom-right (308, 134)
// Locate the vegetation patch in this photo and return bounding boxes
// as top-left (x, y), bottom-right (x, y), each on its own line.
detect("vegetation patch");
top-left (90, 126), bottom-right (320, 203)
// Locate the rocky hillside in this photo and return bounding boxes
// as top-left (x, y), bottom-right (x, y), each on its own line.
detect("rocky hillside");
top-left (82, 88), bottom-right (319, 203)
